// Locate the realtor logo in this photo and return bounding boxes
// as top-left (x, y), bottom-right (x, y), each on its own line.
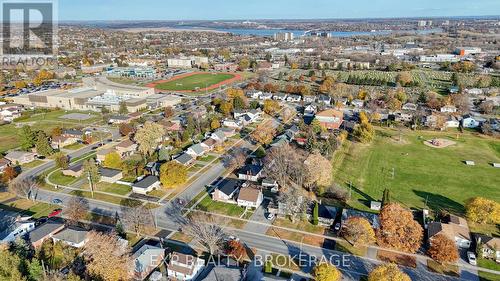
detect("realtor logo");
top-left (1, 0), bottom-right (57, 56)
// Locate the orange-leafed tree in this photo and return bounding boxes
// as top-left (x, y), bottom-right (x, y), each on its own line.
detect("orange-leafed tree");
top-left (341, 217), bottom-right (376, 246)
top-left (428, 234), bottom-right (459, 263)
top-left (377, 203), bottom-right (423, 253)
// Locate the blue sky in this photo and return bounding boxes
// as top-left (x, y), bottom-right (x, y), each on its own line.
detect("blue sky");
top-left (59, 0), bottom-right (500, 21)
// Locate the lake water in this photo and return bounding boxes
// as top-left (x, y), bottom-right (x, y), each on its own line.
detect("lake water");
top-left (174, 26), bottom-right (443, 37)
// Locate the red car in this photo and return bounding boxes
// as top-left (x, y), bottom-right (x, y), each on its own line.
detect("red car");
top-left (48, 209), bottom-right (62, 218)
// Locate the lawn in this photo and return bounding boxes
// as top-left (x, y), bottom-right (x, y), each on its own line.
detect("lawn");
top-left (20, 160), bottom-right (45, 170)
top-left (0, 193), bottom-right (59, 218)
top-left (95, 182), bottom-right (132, 196)
top-left (196, 196), bottom-right (246, 217)
top-left (331, 127), bottom-right (500, 214)
top-left (427, 260), bottom-right (460, 277)
top-left (48, 170), bottom-right (81, 186)
top-left (154, 73), bottom-right (235, 91)
top-left (0, 109), bottom-right (99, 153)
top-left (478, 257), bottom-right (500, 271)
top-left (63, 142), bottom-right (86, 150)
top-left (479, 270), bottom-right (500, 281)
top-left (70, 190), bottom-right (141, 207)
top-left (334, 240), bottom-right (368, 257)
top-left (266, 219), bottom-right (329, 248)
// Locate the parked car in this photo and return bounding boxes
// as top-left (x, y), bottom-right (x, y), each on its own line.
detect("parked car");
top-left (266, 213), bottom-right (275, 220)
top-left (334, 222), bottom-right (341, 232)
top-left (48, 209), bottom-right (62, 218)
top-left (467, 252), bottom-right (477, 266)
top-left (52, 198), bottom-right (63, 204)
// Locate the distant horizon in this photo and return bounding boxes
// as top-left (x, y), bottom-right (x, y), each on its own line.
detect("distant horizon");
top-left (58, 0), bottom-right (500, 21)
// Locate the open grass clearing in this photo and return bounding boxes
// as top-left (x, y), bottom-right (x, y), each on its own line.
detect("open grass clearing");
top-left (427, 260), bottom-right (460, 277)
top-left (154, 73), bottom-right (235, 91)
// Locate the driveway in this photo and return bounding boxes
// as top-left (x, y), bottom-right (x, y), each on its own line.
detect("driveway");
top-left (244, 199), bottom-right (272, 235)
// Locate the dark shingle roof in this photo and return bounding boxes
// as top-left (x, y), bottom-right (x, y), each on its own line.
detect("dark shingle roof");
top-left (99, 167), bottom-right (122, 178)
top-left (28, 221), bottom-right (64, 243)
top-left (133, 175), bottom-right (159, 189)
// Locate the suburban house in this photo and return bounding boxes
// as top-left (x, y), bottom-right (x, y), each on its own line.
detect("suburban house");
top-left (223, 119), bottom-right (243, 129)
top-left (99, 167), bottom-right (123, 183)
top-left (445, 116), bottom-right (460, 128)
top-left (0, 210), bottom-right (35, 244)
top-left (315, 109), bottom-right (344, 130)
top-left (167, 251), bottom-right (205, 281)
top-left (402, 103), bottom-right (418, 111)
top-left (304, 104), bottom-right (317, 116)
top-left (475, 234), bottom-right (500, 263)
top-left (462, 115), bottom-right (480, 128)
top-left (303, 96), bottom-right (316, 103)
top-left (246, 90), bottom-right (262, 99)
top-left (259, 92), bottom-right (273, 100)
top-left (212, 179), bottom-right (240, 203)
top-left (341, 209), bottom-right (380, 229)
top-left (286, 94), bottom-right (302, 102)
top-left (273, 93), bottom-right (287, 101)
top-left (318, 95), bottom-right (331, 105)
top-left (427, 214), bottom-right (471, 249)
top-left (237, 164), bottom-right (263, 182)
top-left (132, 244), bottom-right (165, 281)
top-left (5, 151), bottom-right (36, 165)
top-left (115, 139), bottom-right (137, 158)
top-left (186, 143), bottom-right (207, 158)
top-left (262, 178), bottom-right (279, 192)
top-left (0, 158), bottom-right (11, 173)
top-left (62, 163), bottom-right (84, 177)
top-left (161, 120), bottom-right (182, 132)
top-left (351, 99), bottom-right (365, 108)
top-left (51, 227), bottom-right (89, 248)
top-left (202, 138), bottom-right (218, 151)
top-left (62, 129), bottom-right (84, 139)
top-left (237, 185), bottom-right (263, 208)
top-left (27, 220), bottom-right (65, 248)
top-left (51, 135), bottom-right (79, 149)
top-left (307, 203), bottom-right (339, 227)
top-left (96, 148), bottom-right (115, 163)
top-left (132, 175), bottom-right (160, 194)
top-left (0, 107), bottom-right (21, 122)
top-left (440, 105), bottom-right (457, 113)
top-left (174, 153), bottom-right (195, 166)
top-left (210, 130), bottom-right (227, 143)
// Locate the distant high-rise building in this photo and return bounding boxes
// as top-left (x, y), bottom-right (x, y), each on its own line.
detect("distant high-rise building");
top-left (273, 32), bottom-right (294, 42)
top-left (418, 20), bottom-right (427, 27)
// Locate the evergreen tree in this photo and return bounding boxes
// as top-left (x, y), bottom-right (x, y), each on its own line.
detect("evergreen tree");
top-left (312, 201), bottom-right (319, 225)
top-left (382, 188), bottom-right (391, 206)
top-left (20, 125), bottom-right (36, 151)
top-left (35, 131), bottom-right (54, 156)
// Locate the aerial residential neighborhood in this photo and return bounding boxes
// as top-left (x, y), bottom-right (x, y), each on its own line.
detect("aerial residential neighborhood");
top-left (0, 1), bottom-right (499, 281)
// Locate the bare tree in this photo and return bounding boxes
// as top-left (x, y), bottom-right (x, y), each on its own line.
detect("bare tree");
top-left (278, 185), bottom-right (309, 222)
top-left (182, 212), bottom-right (227, 255)
top-left (64, 196), bottom-right (89, 226)
top-left (8, 177), bottom-right (39, 201)
top-left (121, 205), bottom-right (154, 237)
top-left (225, 148), bottom-right (247, 170)
top-left (265, 144), bottom-right (306, 188)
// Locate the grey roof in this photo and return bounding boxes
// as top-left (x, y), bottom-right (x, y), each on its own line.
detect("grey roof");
top-left (212, 130), bottom-right (226, 140)
top-left (202, 266), bottom-right (243, 281)
top-left (66, 163), bottom-right (83, 172)
top-left (99, 167), bottom-right (122, 178)
top-left (341, 209), bottom-right (380, 229)
top-left (175, 153), bottom-right (193, 165)
top-left (0, 210), bottom-right (19, 240)
top-left (28, 221), bottom-right (64, 243)
top-left (52, 227), bottom-right (88, 244)
top-left (189, 143), bottom-right (206, 155)
top-left (133, 175), bottom-right (159, 189)
top-left (62, 129), bottom-right (83, 136)
top-left (427, 222), bottom-right (443, 238)
top-left (318, 204), bottom-right (338, 220)
top-left (217, 179), bottom-right (240, 197)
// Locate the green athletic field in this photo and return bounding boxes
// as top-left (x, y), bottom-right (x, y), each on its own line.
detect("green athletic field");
top-left (154, 73), bottom-right (235, 91)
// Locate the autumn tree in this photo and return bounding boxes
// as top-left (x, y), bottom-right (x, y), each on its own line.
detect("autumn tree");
top-left (238, 58), bottom-right (250, 70)
top-left (251, 122), bottom-right (276, 145)
top-left (8, 177), bottom-right (38, 201)
top-left (0, 249), bottom-right (26, 281)
top-left (377, 203), bottom-right (423, 253)
top-left (83, 158), bottom-right (100, 186)
top-left (84, 231), bottom-right (132, 281)
top-left (118, 123), bottom-right (134, 136)
top-left (134, 121), bottom-right (165, 158)
top-left (64, 196), bottom-right (89, 226)
top-left (368, 263), bottom-right (411, 281)
top-left (103, 152), bottom-right (122, 169)
top-left (121, 205), bottom-right (154, 237)
top-left (465, 197), bottom-right (500, 224)
top-left (54, 152), bottom-right (69, 170)
top-left (396, 72), bottom-right (413, 86)
top-left (304, 153), bottom-right (332, 188)
top-left (312, 263), bottom-right (341, 281)
top-left (219, 100), bottom-right (233, 116)
top-left (263, 99), bottom-right (280, 115)
top-left (159, 161), bottom-right (188, 188)
top-left (428, 234), bottom-right (459, 263)
top-left (225, 239), bottom-right (245, 261)
top-left (2, 166), bottom-right (18, 183)
top-left (353, 111), bottom-right (375, 143)
top-left (340, 217), bottom-right (376, 246)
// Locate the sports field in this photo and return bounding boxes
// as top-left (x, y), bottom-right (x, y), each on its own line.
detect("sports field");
top-left (331, 127), bottom-right (500, 214)
top-left (148, 72), bottom-right (239, 92)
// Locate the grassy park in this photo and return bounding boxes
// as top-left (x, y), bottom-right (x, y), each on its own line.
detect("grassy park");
top-left (154, 73), bottom-right (235, 91)
top-left (331, 127), bottom-right (500, 214)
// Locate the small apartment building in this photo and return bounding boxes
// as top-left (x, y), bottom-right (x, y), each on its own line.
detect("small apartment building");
top-left (167, 252), bottom-right (205, 281)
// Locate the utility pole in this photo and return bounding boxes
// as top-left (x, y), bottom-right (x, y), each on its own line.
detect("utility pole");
top-left (88, 171), bottom-right (94, 198)
top-left (391, 168), bottom-right (395, 180)
top-left (348, 181), bottom-right (352, 200)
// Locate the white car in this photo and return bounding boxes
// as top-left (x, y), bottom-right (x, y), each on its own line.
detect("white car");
top-left (266, 213), bottom-right (275, 220)
top-left (467, 252), bottom-right (477, 266)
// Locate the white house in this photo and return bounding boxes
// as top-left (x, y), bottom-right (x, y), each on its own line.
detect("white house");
top-left (237, 186), bottom-right (264, 208)
top-left (222, 119), bottom-right (243, 129)
top-left (237, 164), bottom-right (263, 182)
top-left (0, 211), bottom-right (35, 244)
top-left (351, 99), bottom-right (364, 108)
top-left (167, 252), bottom-right (205, 281)
top-left (462, 115), bottom-right (480, 128)
top-left (286, 94), bottom-right (301, 102)
top-left (440, 105), bottom-right (457, 113)
top-left (246, 90), bottom-right (262, 99)
top-left (259, 92), bottom-right (273, 100)
top-left (445, 116), bottom-right (460, 128)
top-left (132, 176), bottom-right (161, 194)
top-left (186, 143), bottom-right (207, 158)
top-left (304, 104), bottom-right (317, 116)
